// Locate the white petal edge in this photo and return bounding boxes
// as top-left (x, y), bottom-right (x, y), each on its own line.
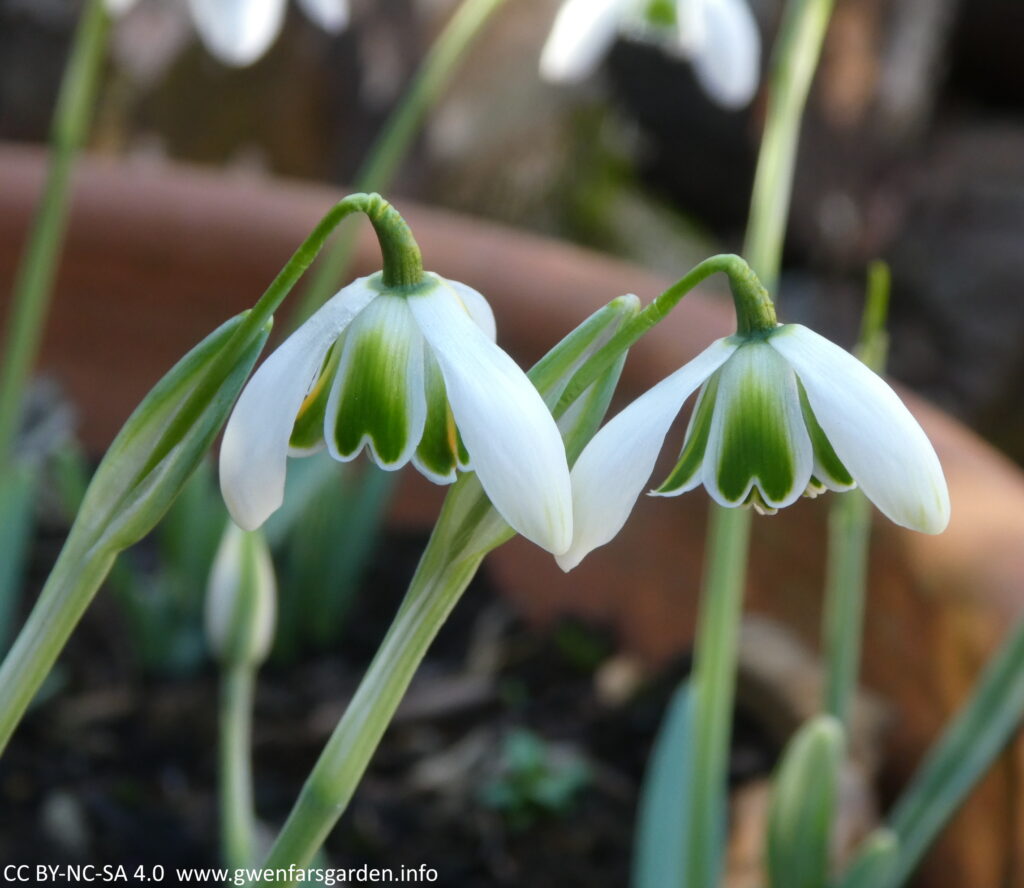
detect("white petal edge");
top-left (297, 0), bottom-right (349, 33)
top-left (188, 0), bottom-right (287, 67)
top-left (444, 277), bottom-right (497, 342)
top-left (769, 324), bottom-right (951, 533)
top-left (557, 338), bottom-right (738, 571)
top-left (540, 0), bottom-right (624, 83)
top-left (219, 278), bottom-right (378, 530)
top-left (409, 285), bottom-right (573, 555)
top-left (323, 293), bottom-right (427, 471)
top-left (699, 340), bottom-right (813, 509)
top-left (689, 0), bottom-right (760, 109)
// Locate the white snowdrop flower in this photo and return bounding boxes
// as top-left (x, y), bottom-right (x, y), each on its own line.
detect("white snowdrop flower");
top-left (188, 0), bottom-right (349, 66)
top-left (106, 0), bottom-right (350, 67)
top-left (558, 323), bottom-right (950, 571)
top-left (219, 271), bottom-right (574, 555)
top-left (540, 0), bottom-right (760, 109)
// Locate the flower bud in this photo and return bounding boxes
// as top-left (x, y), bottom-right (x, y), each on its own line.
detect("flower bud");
top-left (206, 523), bottom-right (277, 667)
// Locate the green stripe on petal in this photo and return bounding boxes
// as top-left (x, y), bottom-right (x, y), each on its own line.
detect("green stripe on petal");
top-left (413, 350), bottom-right (460, 483)
top-left (706, 342), bottom-right (812, 508)
top-left (326, 293), bottom-right (426, 469)
top-left (798, 384), bottom-right (855, 490)
top-left (289, 339), bottom-right (342, 452)
top-left (656, 372), bottom-right (720, 495)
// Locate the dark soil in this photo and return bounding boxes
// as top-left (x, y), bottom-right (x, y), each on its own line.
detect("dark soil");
top-left (0, 531), bottom-right (778, 885)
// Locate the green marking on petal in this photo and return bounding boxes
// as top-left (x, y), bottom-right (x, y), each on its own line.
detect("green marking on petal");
top-left (289, 340), bottom-right (342, 451)
top-left (330, 295), bottom-right (421, 466)
top-left (657, 373), bottom-right (720, 494)
top-left (415, 352), bottom-right (459, 481)
top-left (644, 0), bottom-right (677, 27)
top-left (798, 384), bottom-right (854, 488)
top-left (715, 344), bottom-right (797, 504)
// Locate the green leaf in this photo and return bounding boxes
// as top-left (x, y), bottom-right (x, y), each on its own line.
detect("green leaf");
top-left (74, 312), bottom-right (270, 555)
top-left (767, 715), bottom-right (845, 888)
top-left (0, 464), bottom-right (38, 652)
top-left (833, 829), bottom-right (899, 888)
top-left (631, 680), bottom-right (725, 888)
top-left (867, 619), bottom-right (1024, 886)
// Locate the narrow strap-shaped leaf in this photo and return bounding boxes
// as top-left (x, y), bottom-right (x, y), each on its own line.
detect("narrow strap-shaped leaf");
top-left (767, 715), bottom-right (845, 888)
top-left (833, 829), bottom-right (899, 888)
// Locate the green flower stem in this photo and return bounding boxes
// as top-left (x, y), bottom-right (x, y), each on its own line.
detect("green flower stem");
top-left (682, 1), bottom-right (836, 883)
top-left (292, 0), bottom-right (509, 325)
top-left (555, 253), bottom-right (772, 418)
top-left (0, 0), bottom-right (110, 465)
top-left (744, 0), bottom-right (836, 293)
top-left (682, 504), bottom-right (752, 888)
top-left (220, 664), bottom-right (258, 869)
top-left (822, 262), bottom-right (890, 725)
top-left (258, 487), bottom-right (497, 884)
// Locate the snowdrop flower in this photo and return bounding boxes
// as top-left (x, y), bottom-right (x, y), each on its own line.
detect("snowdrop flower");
top-left (559, 322), bottom-right (950, 571)
top-left (540, 0), bottom-right (760, 109)
top-left (220, 271), bottom-right (573, 555)
top-left (105, 0), bottom-right (349, 67)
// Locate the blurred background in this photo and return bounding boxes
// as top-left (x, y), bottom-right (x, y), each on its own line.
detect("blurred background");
top-left (1, 0), bottom-right (1023, 884)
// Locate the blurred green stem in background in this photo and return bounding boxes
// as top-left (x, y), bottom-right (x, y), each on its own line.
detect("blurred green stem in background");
top-left (220, 665), bottom-right (258, 869)
top-left (292, 0), bottom-right (509, 325)
top-left (0, 0), bottom-right (110, 463)
top-left (821, 261), bottom-right (890, 726)
top-left (681, 1), bottom-right (835, 886)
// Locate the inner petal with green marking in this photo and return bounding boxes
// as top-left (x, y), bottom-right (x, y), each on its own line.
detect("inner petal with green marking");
top-left (707, 341), bottom-right (812, 508)
top-left (656, 372), bottom-right (721, 495)
top-left (289, 339), bottom-right (343, 453)
top-left (798, 384), bottom-right (855, 491)
top-left (326, 293), bottom-right (427, 469)
top-left (414, 350), bottom-right (463, 483)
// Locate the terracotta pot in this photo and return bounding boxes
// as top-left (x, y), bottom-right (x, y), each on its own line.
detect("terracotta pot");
top-left (1, 143), bottom-right (1022, 886)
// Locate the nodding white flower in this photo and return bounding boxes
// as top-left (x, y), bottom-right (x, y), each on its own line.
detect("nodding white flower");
top-left (558, 324), bottom-right (950, 571)
top-left (540, 0), bottom-right (760, 109)
top-left (220, 272), bottom-right (573, 555)
top-left (106, 0), bottom-right (350, 67)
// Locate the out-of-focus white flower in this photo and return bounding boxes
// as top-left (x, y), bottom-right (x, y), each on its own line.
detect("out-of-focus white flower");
top-left (219, 272), bottom-right (574, 555)
top-left (105, 0), bottom-right (350, 67)
top-left (558, 323), bottom-right (950, 570)
top-left (540, 0), bottom-right (760, 109)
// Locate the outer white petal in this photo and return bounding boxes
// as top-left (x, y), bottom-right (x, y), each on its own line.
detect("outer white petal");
top-left (446, 278), bottom-right (497, 342)
top-left (409, 284), bottom-right (573, 555)
top-left (188, 0), bottom-right (287, 67)
top-left (689, 0), bottom-right (760, 108)
top-left (297, 0), bottom-right (349, 33)
top-left (540, 0), bottom-right (624, 83)
top-left (557, 338), bottom-right (737, 571)
top-left (219, 278), bottom-right (378, 530)
top-left (769, 324), bottom-right (951, 533)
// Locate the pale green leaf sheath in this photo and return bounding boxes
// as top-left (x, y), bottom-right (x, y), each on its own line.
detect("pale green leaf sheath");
top-left (559, 323), bottom-right (950, 571)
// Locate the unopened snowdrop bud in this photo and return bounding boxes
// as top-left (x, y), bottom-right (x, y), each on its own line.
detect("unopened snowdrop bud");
top-left (558, 259), bottom-right (950, 571)
top-left (540, 0), bottom-right (760, 109)
top-left (206, 523), bottom-right (277, 667)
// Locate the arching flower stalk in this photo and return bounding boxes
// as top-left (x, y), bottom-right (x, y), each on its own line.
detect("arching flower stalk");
top-left (540, 0), bottom-right (761, 109)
